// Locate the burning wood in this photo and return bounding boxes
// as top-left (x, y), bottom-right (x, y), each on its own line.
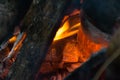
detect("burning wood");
top-left (3, 32), bottom-right (26, 62)
top-left (36, 8), bottom-right (109, 80)
top-left (0, 30), bottom-right (26, 79)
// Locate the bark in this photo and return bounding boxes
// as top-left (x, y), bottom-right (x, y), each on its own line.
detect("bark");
top-left (5, 0), bottom-right (71, 80)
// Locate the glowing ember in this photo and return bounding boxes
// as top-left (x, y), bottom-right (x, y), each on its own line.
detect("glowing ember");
top-left (77, 26), bottom-right (108, 61)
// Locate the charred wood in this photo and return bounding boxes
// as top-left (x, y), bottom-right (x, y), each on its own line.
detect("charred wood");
top-left (5, 0), bottom-right (72, 80)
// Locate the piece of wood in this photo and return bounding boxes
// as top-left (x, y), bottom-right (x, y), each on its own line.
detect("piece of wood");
top-left (5, 0), bottom-right (71, 80)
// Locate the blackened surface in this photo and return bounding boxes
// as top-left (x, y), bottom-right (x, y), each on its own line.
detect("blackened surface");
top-left (82, 0), bottom-right (120, 34)
top-left (5, 0), bottom-right (71, 80)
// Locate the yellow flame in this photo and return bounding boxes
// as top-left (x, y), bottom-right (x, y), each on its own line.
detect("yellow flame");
top-left (54, 21), bottom-right (81, 41)
top-left (53, 9), bottom-right (81, 41)
top-left (9, 36), bottom-right (17, 43)
top-left (54, 20), bottom-right (69, 41)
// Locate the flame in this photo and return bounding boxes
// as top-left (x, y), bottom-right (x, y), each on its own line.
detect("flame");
top-left (54, 9), bottom-right (81, 41)
top-left (54, 20), bottom-right (69, 41)
top-left (9, 36), bottom-right (17, 43)
top-left (54, 17), bottom-right (80, 41)
top-left (53, 13), bottom-right (108, 65)
top-left (53, 9), bottom-right (108, 63)
top-left (54, 10), bottom-right (108, 66)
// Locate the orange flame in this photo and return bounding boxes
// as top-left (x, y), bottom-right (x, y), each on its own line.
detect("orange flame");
top-left (9, 36), bottom-right (17, 43)
top-left (54, 18), bottom-right (80, 41)
top-left (54, 9), bottom-right (80, 41)
top-left (54, 20), bottom-right (70, 41)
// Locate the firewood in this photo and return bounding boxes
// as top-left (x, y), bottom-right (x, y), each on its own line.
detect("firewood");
top-left (5, 0), bottom-right (72, 80)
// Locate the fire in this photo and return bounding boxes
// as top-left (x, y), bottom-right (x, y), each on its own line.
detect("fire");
top-left (54, 9), bottom-right (80, 41)
top-left (54, 21), bottom-right (80, 41)
top-left (54, 20), bottom-right (69, 41)
top-left (9, 36), bottom-right (17, 43)
top-left (35, 7), bottom-right (111, 79)
top-left (52, 9), bottom-right (108, 72)
top-left (0, 32), bottom-right (26, 79)
top-left (38, 9), bottom-right (109, 80)
top-left (54, 17), bottom-right (80, 41)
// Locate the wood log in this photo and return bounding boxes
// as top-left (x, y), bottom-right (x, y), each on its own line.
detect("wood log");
top-left (5, 0), bottom-right (72, 80)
